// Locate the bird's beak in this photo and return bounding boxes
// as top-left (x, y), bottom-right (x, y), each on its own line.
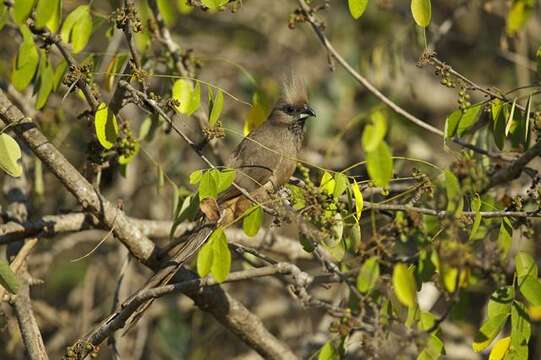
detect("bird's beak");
top-left (300, 105), bottom-right (316, 118)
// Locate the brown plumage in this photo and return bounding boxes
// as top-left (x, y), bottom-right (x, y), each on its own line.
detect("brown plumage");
top-left (116, 78), bottom-right (315, 332)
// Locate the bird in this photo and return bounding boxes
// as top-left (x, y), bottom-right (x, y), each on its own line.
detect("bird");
top-left (117, 77), bottom-right (316, 331)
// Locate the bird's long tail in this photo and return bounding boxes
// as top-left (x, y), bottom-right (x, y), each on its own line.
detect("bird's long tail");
top-left (119, 222), bottom-right (215, 333)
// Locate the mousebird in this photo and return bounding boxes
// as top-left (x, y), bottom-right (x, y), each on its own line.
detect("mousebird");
top-left (115, 77), bottom-right (316, 332)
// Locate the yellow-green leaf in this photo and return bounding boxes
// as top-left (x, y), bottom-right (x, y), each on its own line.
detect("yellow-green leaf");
top-left (13, 0), bottom-right (36, 24)
top-left (469, 194), bottom-right (481, 240)
top-left (35, 0), bottom-right (61, 31)
top-left (366, 140), bottom-right (393, 188)
top-left (199, 170), bottom-right (218, 200)
top-left (318, 341), bottom-right (339, 360)
top-left (36, 53), bottom-right (54, 109)
top-left (515, 252), bottom-right (537, 280)
top-left (0, 259), bottom-right (19, 294)
top-left (457, 103), bottom-right (483, 136)
top-left (518, 275), bottom-right (541, 306)
top-left (11, 25), bottom-right (39, 91)
top-left (209, 89), bottom-right (224, 127)
top-left (357, 256), bottom-right (380, 293)
top-left (506, 1), bottom-right (533, 35)
top-left (172, 79), bottom-right (201, 115)
top-left (0, 133), bottom-right (23, 177)
top-left (488, 337), bottom-right (511, 360)
top-left (444, 109), bottom-right (462, 139)
top-left (362, 110), bottom-right (387, 152)
top-left (351, 180), bottom-right (363, 219)
top-left (320, 171), bottom-right (336, 195)
top-left (210, 228), bottom-right (230, 282)
top-left (333, 172), bottom-right (348, 199)
top-left (197, 240), bottom-right (213, 277)
top-left (215, 168), bottom-right (236, 194)
top-left (411, 0), bottom-right (431, 28)
top-left (348, 0), bottom-right (368, 20)
top-left (201, 0), bottom-right (228, 11)
top-left (60, 6), bottom-right (92, 54)
top-left (243, 205), bottom-right (263, 237)
top-left (393, 263), bottom-right (417, 308)
top-left (94, 103), bottom-right (119, 150)
top-left (190, 169), bottom-right (203, 184)
top-left (52, 59), bottom-right (67, 91)
top-left (473, 314), bottom-right (508, 352)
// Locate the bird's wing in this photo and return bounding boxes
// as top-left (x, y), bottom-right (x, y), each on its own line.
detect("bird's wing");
top-left (218, 130), bottom-right (278, 203)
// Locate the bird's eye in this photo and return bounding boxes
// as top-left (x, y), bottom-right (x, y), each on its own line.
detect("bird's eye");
top-left (283, 105), bottom-right (295, 114)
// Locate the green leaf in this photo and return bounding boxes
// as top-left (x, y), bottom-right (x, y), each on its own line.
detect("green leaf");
top-left (457, 103), bottom-right (483, 136)
top-left (366, 140), bottom-right (393, 188)
top-left (94, 103), bottom-right (119, 150)
top-left (515, 252), bottom-right (537, 280)
top-left (209, 90), bottom-right (224, 127)
top-left (11, 25), bottom-right (40, 91)
top-left (362, 110), bottom-right (387, 152)
top-left (320, 171), bottom-right (336, 195)
top-left (498, 218), bottom-right (512, 257)
top-left (243, 92), bottom-right (267, 135)
top-left (0, 133), bottom-right (23, 178)
top-left (52, 59), bottom-right (67, 91)
top-left (444, 109), bottom-right (462, 139)
top-left (440, 265), bottom-right (459, 293)
top-left (35, 0), bottom-right (61, 31)
top-left (393, 263), bottom-right (417, 308)
top-left (505, 98), bottom-right (517, 137)
top-left (488, 286), bottom-right (514, 319)
top-left (170, 193), bottom-right (199, 237)
top-left (492, 99), bottom-right (507, 150)
top-left (189, 169), bottom-right (203, 184)
top-left (13, 0), bottom-right (36, 24)
top-left (36, 53), bottom-right (54, 109)
top-left (0, 260), bottom-right (19, 294)
top-left (243, 205), bottom-right (263, 237)
top-left (348, 0), bottom-right (368, 19)
top-left (444, 169), bottom-right (462, 213)
top-left (357, 256), bottom-right (380, 293)
top-left (118, 141), bottom-right (139, 165)
top-left (511, 301), bottom-right (531, 351)
top-left (286, 184), bottom-right (306, 210)
top-left (201, 0), bottom-right (229, 10)
top-left (210, 228), bottom-right (231, 282)
top-left (172, 79), bottom-right (201, 115)
top-left (344, 221), bottom-right (361, 254)
top-left (351, 180), bottom-right (364, 219)
top-left (318, 341), bottom-right (339, 360)
top-left (411, 0), bottom-right (431, 28)
top-left (104, 53), bottom-right (128, 92)
top-left (60, 5), bottom-right (92, 54)
top-left (419, 311), bottom-right (437, 331)
top-left (469, 194), bottom-right (481, 240)
top-left (488, 336), bottom-right (511, 360)
top-left (215, 168), bottom-right (236, 194)
top-left (197, 240), bottom-right (213, 277)
top-left (472, 313), bottom-right (508, 352)
top-left (0, 2), bottom-right (8, 31)
top-left (333, 172), bottom-right (348, 199)
top-left (199, 170), bottom-right (218, 200)
top-left (518, 275), bottom-right (541, 306)
top-left (417, 334), bottom-right (444, 360)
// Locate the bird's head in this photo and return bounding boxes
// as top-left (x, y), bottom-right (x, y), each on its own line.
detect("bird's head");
top-left (271, 77), bottom-right (316, 126)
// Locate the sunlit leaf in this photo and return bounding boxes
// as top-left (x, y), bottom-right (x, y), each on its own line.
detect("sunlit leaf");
top-left (351, 180), bottom-right (363, 219)
top-left (498, 218), bottom-right (512, 257)
top-left (209, 89), bottom-right (224, 127)
top-left (201, 0), bottom-right (229, 11)
top-left (320, 171), bottom-right (336, 195)
top-left (210, 228), bottom-right (230, 282)
top-left (362, 110), bottom-right (387, 152)
top-left (444, 169), bottom-right (462, 213)
top-left (318, 341), bottom-right (339, 360)
top-left (393, 263), bottom-right (417, 308)
top-left (515, 252), bottom-right (537, 280)
top-left (35, 0), bottom-right (61, 31)
top-left (243, 205), bottom-right (263, 237)
top-left (94, 103), bottom-right (119, 149)
top-left (172, 79), bottom-right (200, 115)
top-left (105, 53), bottom-right (128, 92)
top-left (469, 194), bottom-right (481, 240)
top-left (507, 1), bottom-right (533, 35)
top-left (0, 133), bottom-right (23, 178)
top-left (61, 6), bottom-right (93, 54)
top-left (11, 25), bottom-right (39, 91)
top-left (488, 337), bottom-right (511, 360)
top-left (417, 334), bottom-right (444, 360)
top-left (357, 256), bottom-right (380, 293)
top-left (333, 172), bottom-right (348, 199)
top-left (472, 313), bottom-right (508, 352)
top-left (487, 287), bottom-right (513, 319)
top-left (457, 103), bottom-right (482, 136)
top-left (505, 98), bottom-right (517, 137)
top-left (366, 140), bottom-right (393, 188)
top-left (215, 168), bottom-right (236, 194)
top-left (170, 193), bottom-right (199, 237)
top-left (411, 0), bottom-right (431, 28)
top-left (199, 170), bottom-right (218, 200)
top-left (348, 0), bottom-right (368, 19)
top-left (444, 109), bottom-right (462, 139)
top-left (190, 169), bottom-right (203, 184)
top-left (13, 0), bottom-right (36, 24)
top-left (511, 301), bottom-right (531, 352)
top-left (197, 240), bottom-right (213, 277)
top-left (36, 53), bottom-right (54, 109)
top-left (518, 275), bottom-right (541, 306)
top-left (243, 92), bottom-right (267, 135)
top-left (52, 59), bottom-right (67, 91)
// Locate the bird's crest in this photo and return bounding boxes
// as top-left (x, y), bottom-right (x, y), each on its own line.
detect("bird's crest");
top-left (283, 76), bottom-right (308, 105)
